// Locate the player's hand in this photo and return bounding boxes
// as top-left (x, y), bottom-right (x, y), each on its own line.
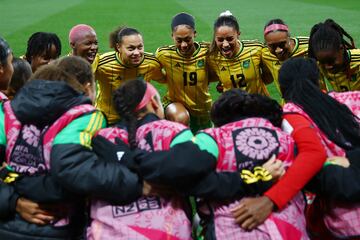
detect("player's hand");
top-left (231, 196), bottom-right (274, 230)
top-left (326, 156), bottom-right (350, 168)
top-left (16, 197), bottom-right (55, 225)
top-left (262, 155), bottom-right (285, 181)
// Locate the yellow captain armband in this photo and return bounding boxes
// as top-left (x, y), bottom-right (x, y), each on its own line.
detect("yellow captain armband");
top-left (0, 165), bottom-right (20, 184)
top-left (253, 166), bottom-right (273, 182)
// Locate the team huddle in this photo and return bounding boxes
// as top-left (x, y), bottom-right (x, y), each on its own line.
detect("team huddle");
top-left (0, 9), bottom-right (359, 240)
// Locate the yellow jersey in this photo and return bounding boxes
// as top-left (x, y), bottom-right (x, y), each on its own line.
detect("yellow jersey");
top-left (262, 37), bottom-right (308, 95)
top-left (319, 49), bottom-right (360, 92)
top-left (155, 42), bottom-right (213, 116)
top-left (95, 51), bottom-right (164, 124)
top-left (208, 40), bottom-right (268, 95)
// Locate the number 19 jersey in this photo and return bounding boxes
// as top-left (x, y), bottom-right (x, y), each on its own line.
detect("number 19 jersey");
top-left (155, 42), bottom-right (213, 116)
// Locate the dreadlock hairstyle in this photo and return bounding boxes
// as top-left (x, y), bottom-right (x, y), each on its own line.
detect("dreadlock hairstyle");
top-left (308, 19), bottom-right (355, 64)
top-left (0, 37), bottom-right (12, 66)
top-left (279, 57), bottom-right (360, 149)
top-left (25, 32), bottom-right (61, 64)
top-left (209, 11), bottom-right (240, 55)
top-left (113, 78), bottom-right (148, 149)
top-left (309, 19), bottom-right (356, 80)
top-left (211, 89), bottom-right (282, 128)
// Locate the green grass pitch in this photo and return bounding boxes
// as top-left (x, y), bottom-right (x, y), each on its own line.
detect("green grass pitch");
top-left (1, 0), bottom-right (360, 101)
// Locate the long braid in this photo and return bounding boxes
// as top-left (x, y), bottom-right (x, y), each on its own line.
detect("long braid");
top-left (279, 58), bottom-right (360, 149)
top-left (113, 78), bottom-right (147, 149)
top-left (25, 32), bottom-right (61, 63)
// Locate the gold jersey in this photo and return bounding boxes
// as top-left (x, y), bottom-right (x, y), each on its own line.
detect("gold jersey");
top-left (208, 40), bottom-right (268, 95)
top-left (155, 42), bottom-right (213, 116)
top-left (95, 51), bottom-right (164, 124)
top-left (262, 37), bottom-right (309, 94)
top-left (319, 49), bottom-right (360, 92)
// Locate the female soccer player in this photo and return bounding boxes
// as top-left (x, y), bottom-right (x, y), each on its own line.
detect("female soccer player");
top-left (262, 18), bottom-right (309, 99)
top-left (0, 37), bottom-right (13, 99)
top-left (156, 12), bottom-right (216, 133)
top-left (95, 26), bottom-right (165, 124)
top-left (232, 58), bottom-right (360, 239)
top-left (309, 19), bottom-right (360, 91)
top-left (0, 62), bottom-right (148, 239)
top-left (24, 32), bottom-right (61, 73)
top-left (208, 11), bottom-right (269, 96)
top-left (128, 85), bottom-right (307, 239)
top-left (68, 24), bottom-right (99, 73)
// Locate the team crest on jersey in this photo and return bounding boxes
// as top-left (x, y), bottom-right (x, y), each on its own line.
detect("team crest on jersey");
top-left (242, 60), bottom-right (250, 69)
top-left (197, 59), bottom-right (205, 68)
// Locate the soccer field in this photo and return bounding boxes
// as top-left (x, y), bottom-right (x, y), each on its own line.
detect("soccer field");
top-left (1, 0), bottom-right (360, 100)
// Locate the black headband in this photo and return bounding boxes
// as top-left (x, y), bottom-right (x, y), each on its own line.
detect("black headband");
top-left (171, 13), bottom-right (195, 30)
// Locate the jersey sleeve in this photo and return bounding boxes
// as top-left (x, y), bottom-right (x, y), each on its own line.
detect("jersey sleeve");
top-left (50, 111), bottom-right (143, 205)
top-left (264, 113), bottom-right (327, 209)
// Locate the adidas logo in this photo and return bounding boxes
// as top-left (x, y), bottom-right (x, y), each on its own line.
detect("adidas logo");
top-left (275, 61), bottom-right (281, 66)
top-left (221, 66), bottom-right (226, 71)
top-left (175, 63), bottom-right (181, 67)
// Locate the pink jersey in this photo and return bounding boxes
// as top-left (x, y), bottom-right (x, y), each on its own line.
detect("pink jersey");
top-left (284, 101), bottom-right (360, 238)
top-left (89, 119), bottom-right (192, 240)
top-left (201, 118), bottom-right (308, 240)
top-left (329, 91), bottom-right (360, 119)
top-left (3, 101), bottom-right (96, 226)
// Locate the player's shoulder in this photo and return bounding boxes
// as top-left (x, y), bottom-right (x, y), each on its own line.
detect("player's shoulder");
top-left (98, 51), bottom-right (117, 66)
top-left (144, 52), bottom-right (160, 64)
top-left (242, 39), bottom-right (264, 49)
top-left (156, 45), bottom-right (177, 54)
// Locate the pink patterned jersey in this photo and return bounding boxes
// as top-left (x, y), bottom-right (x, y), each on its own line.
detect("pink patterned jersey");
top-left (89, 119), bottom-right (193, 240)
top-left (329, 91), bottom-right (360, 119)
top-left (201, 118), bottom-right (308, 240)
top-left (284, 100), bottom-right (360, 238)
top-left (3, 101), bottom-right (96, 226)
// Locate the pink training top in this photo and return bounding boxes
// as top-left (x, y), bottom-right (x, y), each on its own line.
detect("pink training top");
top-left (284, 99), bottom-right (360, 238)
top-left (3, 101), bottom-right (96, 227)
top-left (200, 117), bottom-right (308, 240)
top-left (89, 119), bottom-right (192, 240)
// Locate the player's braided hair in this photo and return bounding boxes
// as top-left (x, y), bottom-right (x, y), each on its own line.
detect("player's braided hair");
top-left (211, 89), bottom-right (282, 128)
top-left (0, 37), bottom-right (11, 66)
top-left (209, 14), bottom-right (240, 55)
top-left (113, 78), bottom-right (147, 149)
top-left (279, 58), bottom-right (360, 149)
top-left (25, 32), bottom-right (61, 64)
top-left (308, 19), bottom-right (355, 59)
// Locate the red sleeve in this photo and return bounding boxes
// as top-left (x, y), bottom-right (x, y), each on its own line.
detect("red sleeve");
top-left (264, 114), bottom-right (327, 209)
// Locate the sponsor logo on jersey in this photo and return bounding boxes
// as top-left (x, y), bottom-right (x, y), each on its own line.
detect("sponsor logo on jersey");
top-left (243, 59), bottom-right (250, 68)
